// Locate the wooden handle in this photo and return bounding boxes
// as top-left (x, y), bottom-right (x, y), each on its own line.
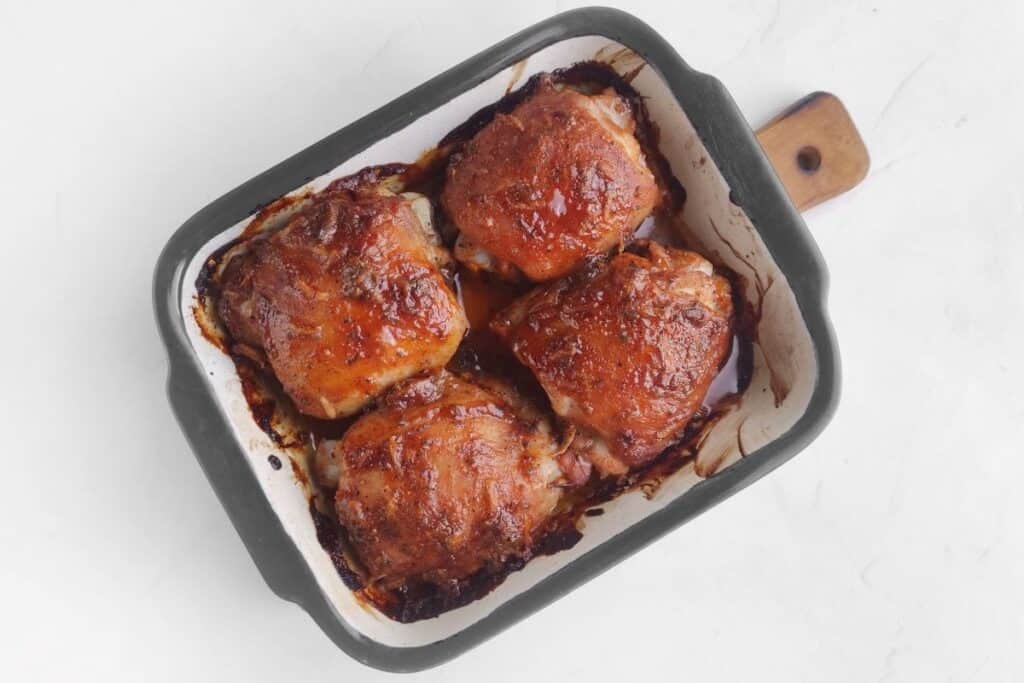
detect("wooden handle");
top-left (755, 92), bottom-right (870, 212)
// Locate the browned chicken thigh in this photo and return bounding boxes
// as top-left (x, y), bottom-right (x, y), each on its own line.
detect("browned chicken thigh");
top-left (217, 189), bottom-right (467, 419)
top-left (442, 76), bottom-right (659, 281)
top-left (319, 370), bottom-right (575, 589)
top-left (492, 241), bottom-right (733, 476)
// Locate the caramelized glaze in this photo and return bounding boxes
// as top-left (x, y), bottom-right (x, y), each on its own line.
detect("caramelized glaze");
top-left (217, 190), bottom-right (467, 419)
top-left (193, 62), bottom-right (754, 623)
top-left (442, 76), bottom-right (658, 281)
top-left (492, 241), bottom-right (734, 474)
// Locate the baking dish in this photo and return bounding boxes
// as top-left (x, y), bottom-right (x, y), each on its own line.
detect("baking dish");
top-left (154, 7), bottom-right (843, 671)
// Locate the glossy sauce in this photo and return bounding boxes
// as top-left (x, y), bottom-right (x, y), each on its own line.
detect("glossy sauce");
top-left (194, 62), bottom-right (755, 623)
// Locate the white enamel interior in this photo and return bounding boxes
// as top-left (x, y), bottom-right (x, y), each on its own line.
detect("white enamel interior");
top-left (179, 35), bottom-right (816, 647)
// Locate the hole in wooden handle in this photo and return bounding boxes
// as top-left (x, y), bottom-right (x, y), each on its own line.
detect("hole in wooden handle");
top-left (756, 92), bottom-right (870, 212)
top-left (796, 146), bottom-right (822, 174)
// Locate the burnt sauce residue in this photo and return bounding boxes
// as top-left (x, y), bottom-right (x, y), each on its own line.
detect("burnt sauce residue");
top-left (363, 521), bottom-right (583, 624)
top-left (193, 62), bottom-right (756, 623)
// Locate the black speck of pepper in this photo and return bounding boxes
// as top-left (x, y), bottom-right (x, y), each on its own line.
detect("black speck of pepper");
top-left (268, 455), bottom-right (283, 470)
top-left (584, 508), bottom-right (605, 517)
top-left (729, 189), bottom-right (742, 207)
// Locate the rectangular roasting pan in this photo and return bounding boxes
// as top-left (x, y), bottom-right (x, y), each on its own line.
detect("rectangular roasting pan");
top-left (154, 7), bottom-right (864, 672)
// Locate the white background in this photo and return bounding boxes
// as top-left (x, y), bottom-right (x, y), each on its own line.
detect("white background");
top-left (2, 1), bottom-right (1022, 680)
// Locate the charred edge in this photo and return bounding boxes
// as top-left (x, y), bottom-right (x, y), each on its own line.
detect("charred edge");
top-left (244, 192), bottom-right (313, 238)
top-left (533, 521), bottom-right (585, 556)
top-left (324, 163), bottom-right (417, 195)
top-left (193, 237), bottom-right (251, 352)
top-left (192, 300), bottom-right (227, 353)
top-left (437, 73), bottom-right (539, 149)
top-left (310, 501), bottom-right (365, 591)
top-left (364, 518), bottom-right (584, 623)
top-left (233, 359), bottom-right (290, 448)
top-left (195, 237), bottom-right (247, 301)
top-left (636, 114), bottom-right (686, 212)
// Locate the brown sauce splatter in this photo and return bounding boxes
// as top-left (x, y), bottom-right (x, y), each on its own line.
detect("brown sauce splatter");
top-left (289, 457), bottom-right (308, 487)
top-left (192, 61), bottom-right (756, 623)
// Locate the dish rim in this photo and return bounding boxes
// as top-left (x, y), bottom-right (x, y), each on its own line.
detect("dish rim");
top-left (152, 6), bottom-right (840, 672)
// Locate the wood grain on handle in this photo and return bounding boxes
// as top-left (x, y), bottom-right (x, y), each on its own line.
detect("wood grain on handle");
top-left (755, 92), bottom-right (870, 212)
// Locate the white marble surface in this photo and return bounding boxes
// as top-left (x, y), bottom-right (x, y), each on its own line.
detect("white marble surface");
top-left (1, 1), bottom-right (1021, 680)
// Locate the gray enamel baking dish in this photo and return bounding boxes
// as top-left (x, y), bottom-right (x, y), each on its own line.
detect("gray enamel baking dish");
top-left (153, 6), bottom-right (841, 672)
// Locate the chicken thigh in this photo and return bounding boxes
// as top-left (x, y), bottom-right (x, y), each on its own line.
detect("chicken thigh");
top-left (217, 189), bottom-right (467, 419)
top-left (492, 241), bottom-right (733, 475)
top-left (320, 370), bottom-right (575, 589)
top-left (442, 76), bottom-right (659, 281)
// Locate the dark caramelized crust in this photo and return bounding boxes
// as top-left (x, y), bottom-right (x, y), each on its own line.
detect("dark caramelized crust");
top-left (492, 241), bottom-right (733, 474)
top-left (442, 77), bottom-right (659, 281)
top-left (323, 371), bottom-right (570, 588)
top-left (217, 191), bottom-right (467, 419)
top-left (217, 241), bottom-right (264, 350)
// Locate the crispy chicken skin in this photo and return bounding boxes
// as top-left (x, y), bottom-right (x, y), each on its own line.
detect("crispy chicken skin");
top-left (492, 241), bottom-right (733, 476)
top-left (442, 76), bottom-right (659, 281)
top-left (217, 191), bottom-right (468, 419)
top-left (320, 371), bottom-right (572, 588)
